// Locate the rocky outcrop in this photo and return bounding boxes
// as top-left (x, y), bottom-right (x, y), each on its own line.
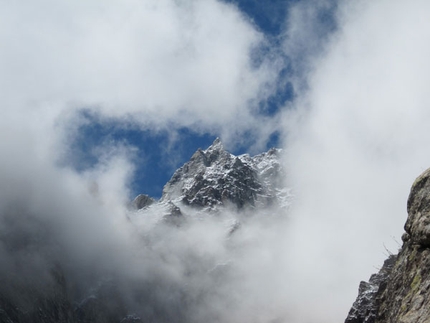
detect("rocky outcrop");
top-left (131, 194), bottom-right (154, 210)
top-left (345, 255), bottom-right (396, 323)
top-left (160, 138), bottom-right (288, 211)
top-left (346, 168), bottom-right (430, 323)
top-left (131, 138), bottom-right (289, 221)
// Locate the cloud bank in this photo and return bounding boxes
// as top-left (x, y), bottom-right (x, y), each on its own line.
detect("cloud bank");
top-left (281, 0), bottom-right (430, 320)
top-left (1, 0), bottom-right (430, 322)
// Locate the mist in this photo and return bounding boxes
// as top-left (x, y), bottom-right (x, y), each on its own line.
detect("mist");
top-left (280, 0), bottom-right (430, 320)
top-left (1, 0), bottom-right (430, 322)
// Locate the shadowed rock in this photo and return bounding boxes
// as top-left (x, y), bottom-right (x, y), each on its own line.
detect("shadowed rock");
top-left (132, 194), bottom-right (155, 210)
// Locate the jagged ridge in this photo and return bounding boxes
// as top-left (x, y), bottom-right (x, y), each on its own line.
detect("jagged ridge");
top-left (160, 138), bottom-right (288, 211)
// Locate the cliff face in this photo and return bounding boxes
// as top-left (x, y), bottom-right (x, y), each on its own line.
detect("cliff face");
top-left (346, 168), bottom-right (430, 323)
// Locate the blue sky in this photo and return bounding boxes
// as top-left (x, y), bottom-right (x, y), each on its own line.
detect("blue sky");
top-left (70, 112), bottom-right (220, 198)
top-left (69, 0), bottom-right (308, 199)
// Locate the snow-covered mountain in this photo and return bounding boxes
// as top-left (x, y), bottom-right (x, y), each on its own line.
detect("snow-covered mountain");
top-left (132, 138), bottom-right (290, 218)
top-left (161, 137), bottom-right (288, 209)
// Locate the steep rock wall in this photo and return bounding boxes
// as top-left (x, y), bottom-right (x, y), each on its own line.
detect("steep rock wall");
top-left (346, 168), bottom-right (430, 323)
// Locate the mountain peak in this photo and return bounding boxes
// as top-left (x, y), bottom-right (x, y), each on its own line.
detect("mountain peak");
top-left (160, 140), bottom-right (289, 210)
top-left (206, 137), bottom-right (223, 151)
top-left (203, 137), bottom-right (225, 160)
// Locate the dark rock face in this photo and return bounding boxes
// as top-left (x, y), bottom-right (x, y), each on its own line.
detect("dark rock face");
top-left (0, 266), bottom-right (131, 323)
top-left (345, 167), bottom-right (430, 323)
top-left (405, 168), bottom-right (430, 247)
top-left (345, 255), bottom-right (396, 323)
top-left (132, 194), bottom-right (154, 210)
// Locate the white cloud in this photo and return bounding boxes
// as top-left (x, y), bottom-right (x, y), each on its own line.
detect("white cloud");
top-left (0, 1), bottom-right (286, 321)
top-left (282, 0), bottom-right (430, 320)
top-left (0, 0), bottom-right (279, 138)
top-left (0, 0), bottom-right (281, 269)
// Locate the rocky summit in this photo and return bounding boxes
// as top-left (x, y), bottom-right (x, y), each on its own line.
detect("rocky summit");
top-left (345, 167), bottom-right (430, 323)
top-left (130, 138), bottom-right (290, 225)
top-left (160, 138), bottom-right (289, 210)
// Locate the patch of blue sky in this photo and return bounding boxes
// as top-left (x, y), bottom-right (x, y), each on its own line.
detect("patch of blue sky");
top-left (68, 111), bottom-right (218, 198)
top-left (258, 59), bottom-right (294, 116)
top-left (316, 2), bottom-right (338, 35)
top-left (68, 108), bottom-right (282, 199)
top-left (224, 0), bottom-right (299, 36)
